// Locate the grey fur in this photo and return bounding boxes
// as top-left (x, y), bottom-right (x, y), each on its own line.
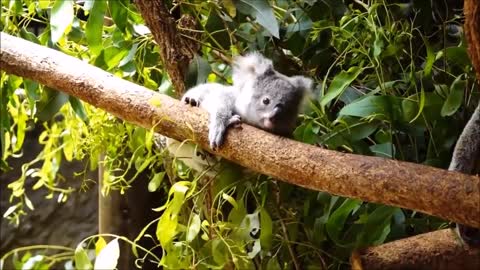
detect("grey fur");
top-left (181, 52), bottom-right (313, 149)
top-left (448, 102), bottom-right (480, 246)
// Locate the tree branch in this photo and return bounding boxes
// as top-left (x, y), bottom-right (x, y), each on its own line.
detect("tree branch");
top-left (1, 32), bottom-right (479, 228)
top-left (350, 229), bottom-right (480, 270)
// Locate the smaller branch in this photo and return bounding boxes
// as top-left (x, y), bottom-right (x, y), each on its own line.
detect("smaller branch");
top-left (351, 229), bottom-right (480, 270)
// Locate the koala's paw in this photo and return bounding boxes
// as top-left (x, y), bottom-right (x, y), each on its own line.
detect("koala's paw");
top-left (208, 123), bottom-right (227, 150)
top-left (182, 96), bottom-right (200, 107)
top-left (227, 114), bottom-right (242, 127)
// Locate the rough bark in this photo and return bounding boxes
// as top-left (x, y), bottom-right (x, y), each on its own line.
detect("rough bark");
top-left (1, 32), bottom-right (480, 228)
top-left (350, 229), bottom-right (480, 270)
top-left (134, 0), bottom-right (197, 97)
top-left (465, 0), bottom-right (480, 81)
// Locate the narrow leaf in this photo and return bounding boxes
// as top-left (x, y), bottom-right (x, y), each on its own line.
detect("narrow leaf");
top-left (321, 66), bottom-right (363, 107)
top-left (50, 0), bottom-right (74, 43)
top-left (86, 0), bottom-right (107, 56)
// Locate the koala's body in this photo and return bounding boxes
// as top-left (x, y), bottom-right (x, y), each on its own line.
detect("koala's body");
top-left (449, 102), bottom-right (480, 246)
top-left (181, 52), bottom-right (313, 149)
top-left (166, 52), bottom-right (313, 174)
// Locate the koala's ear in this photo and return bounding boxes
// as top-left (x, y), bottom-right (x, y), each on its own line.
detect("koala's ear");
top-left (233, 51), bottom-right (273, 76)
top-left (289, 76), bottom-right (314, 93)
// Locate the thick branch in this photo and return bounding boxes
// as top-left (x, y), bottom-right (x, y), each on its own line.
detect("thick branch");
top-left (1, 32), bottom-right (480, 228)
top-left (134, 0), bottom-right (197, 97)
top-left (350, 229), bottom-right (480, 270)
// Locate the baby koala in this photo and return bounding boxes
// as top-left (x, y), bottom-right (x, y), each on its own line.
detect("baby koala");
top-left (181, 52), bottom-right (313, 149)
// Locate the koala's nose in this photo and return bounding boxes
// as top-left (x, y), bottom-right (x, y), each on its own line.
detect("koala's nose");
top-left (271, 104), bottom-right (283, 118)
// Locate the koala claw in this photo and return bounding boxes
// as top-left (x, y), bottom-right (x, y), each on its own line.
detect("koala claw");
top-left (183, 96), bottom-right (199, 107)
top-left (228, 114), bottom-right (242, 127)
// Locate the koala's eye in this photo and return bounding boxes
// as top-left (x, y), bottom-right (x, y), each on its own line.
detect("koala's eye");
top-left (262, 97), bottom-right (270, 105)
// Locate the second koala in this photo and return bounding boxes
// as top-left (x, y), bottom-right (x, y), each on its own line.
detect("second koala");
top-left (181, 52), bottom-right (313, 149)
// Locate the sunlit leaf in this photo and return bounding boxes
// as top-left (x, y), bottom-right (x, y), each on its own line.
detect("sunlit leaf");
top-left (50, 0), bottom-right (74, 43)
top-left (86, 0), bottom-right (107, 56)
top-left (108, 0), bottom-right (129, 34)
top-left (186, 214), bottom-right (201, 242)
top-left (74, 245), bottom-right (93, 270)
top-left (94, 238), bottom-right (120, 270)
top-left (148, 172), bottom-right (165, 192)
top-left (95, 237), bottom-right (107, 256)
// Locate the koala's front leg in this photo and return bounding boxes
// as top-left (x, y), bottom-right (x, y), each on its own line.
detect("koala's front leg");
top-left (209, 113), bottom-right (242, 149)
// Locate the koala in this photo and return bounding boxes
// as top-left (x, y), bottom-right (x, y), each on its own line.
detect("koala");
top-left (165, 52), bottom-right (313, 175)
top-left (449, 102), bottom-right (480, 247)
top-left (181, 52), bottom-right (314, 149)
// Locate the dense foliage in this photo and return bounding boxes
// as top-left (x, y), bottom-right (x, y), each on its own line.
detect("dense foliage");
top-left (1, 0), bottom-right (478, 269)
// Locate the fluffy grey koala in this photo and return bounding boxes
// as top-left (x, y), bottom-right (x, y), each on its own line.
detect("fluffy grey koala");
top-left (164, 52), bottom-right (313, 175)
top-left (181, 52), bottom-right (314, 149)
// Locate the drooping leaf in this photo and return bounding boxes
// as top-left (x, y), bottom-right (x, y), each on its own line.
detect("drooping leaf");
top-left (321, 66), bottom-right (363, 107)
top-left (94, 238), bottom-right (120, 270)
top-left (95, 237), bottom-right (107, 256)
top-left (108, 0), bottom-right (129, 34)
top-left (36, 88), bottom-right (69, 121)
top-left (326, 199), bottom-right (361, 245)
top-left (50, 0), bottom-right (74, 43)
top-left (86, 0), bottom-right (107, 56)
top-left (74, 245), bottom-right (93, 270)
top-left (186, 214), bottom-right (201, 242)
top-left (441, 75), bottom-right (465, 117)
top-left (259, 208), bottom-right (273, 250)
top-left (236, 0), bottom-right (279, 38)
top-left (148, 172), bottom-right (165, 192)
top-left (69, 96), bottom-right (89, 123)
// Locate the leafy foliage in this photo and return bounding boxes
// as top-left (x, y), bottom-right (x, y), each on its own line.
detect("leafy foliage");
top-left (1, 0), bottom-right (478, 269)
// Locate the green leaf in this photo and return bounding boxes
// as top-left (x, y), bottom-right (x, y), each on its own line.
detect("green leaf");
top-left (236, 0), bottom-right (279, 38)
top-left (266, 257), bottom-right (281, 270)
top-left (95, 237), bottom-right (107, 256)
top-left (326, 199), bottom-right (361, 244)
top-left (369, 143), bottom-right (394, 158)
top-left (86, 0), bottom-right (107, 56)
top-left (38, 0), bottom-right (51, 10)
top-left (420, 35), bottom-right (434, 78)
top-left (156, 211), bottom-right (178, 247)
top-left (36, 88), bottom-right (69, 121)
top-left (222, 0), bottom-right (237, 17)
top-left (94, 238), bottom-right (120, 270)
top-left (108, 0), bottom-right (129, 34)
top-left (103, 46), bottom-right (130, 69)
top-left (441, 75), bottom-right (465, 117)
top-left (260, 208), bottom-right (273, 250)
top-left (69, 96), bottom-right (89, 123)
top-left (147, 172), bottom-right (165, 192)
top-left (186, 214), bottom-right (201, 242)
top-left (356, 206), bottom-right (395, 246)
top-left (74, 245), bottom-right (93, 270)
top-left (321, 66), bottom-right (363, 107)
top-left (185, 55), bottom-right (212, 89)
top-left (222, 193), bottom-right (238, 209)
top-left (50, 0), bottom-right (74, 43)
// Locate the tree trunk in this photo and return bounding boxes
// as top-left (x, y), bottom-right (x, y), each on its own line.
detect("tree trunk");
top-left (134, 0), bottom-right (198, 97)
top-left (1, 32), bottom-right (479, 228)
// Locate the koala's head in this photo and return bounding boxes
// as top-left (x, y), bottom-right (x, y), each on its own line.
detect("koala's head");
top-left (233, 52), bottom-right (313, 136)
